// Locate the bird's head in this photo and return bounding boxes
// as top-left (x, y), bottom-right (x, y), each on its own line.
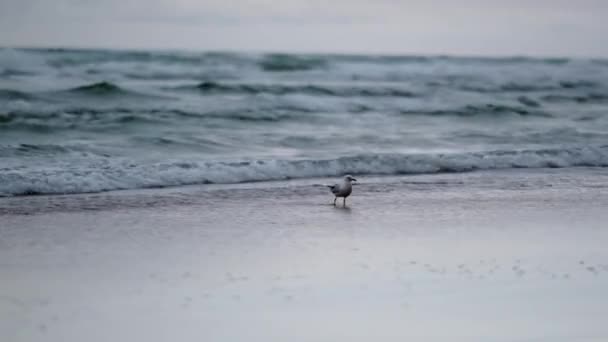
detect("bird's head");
top-left (344, 175), bottom-right (357, 182)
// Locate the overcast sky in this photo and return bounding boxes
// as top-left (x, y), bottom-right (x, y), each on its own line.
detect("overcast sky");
top-left (1, 0), bottom-right (607, 57)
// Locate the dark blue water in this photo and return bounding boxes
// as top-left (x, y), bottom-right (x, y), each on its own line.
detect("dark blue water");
top-left (1, 48), bottom-right (608, 196)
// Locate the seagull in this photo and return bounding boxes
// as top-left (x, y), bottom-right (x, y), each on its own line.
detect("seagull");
top-left (327, 175), bottom-right (357, 207)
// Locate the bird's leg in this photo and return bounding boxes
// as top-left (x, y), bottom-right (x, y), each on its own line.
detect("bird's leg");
top-left (343, 197), bottom-right (346, 207)
top-left (333, 197), bottom-right (337, 206)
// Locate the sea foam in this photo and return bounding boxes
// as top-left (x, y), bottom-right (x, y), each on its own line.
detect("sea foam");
top-left (1, 146), bottom-right (607, 196)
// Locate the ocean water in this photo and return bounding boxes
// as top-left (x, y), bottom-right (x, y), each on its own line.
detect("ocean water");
top-left (1, 48), bottom-right (608, 196)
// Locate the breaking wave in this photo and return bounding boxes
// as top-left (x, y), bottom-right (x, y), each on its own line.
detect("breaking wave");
top-left (1, 146), bottom-right (607, 196)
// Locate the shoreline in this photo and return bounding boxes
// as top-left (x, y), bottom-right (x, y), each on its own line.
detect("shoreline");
top-left (1, 167), bottom-right (608, 341)
top-left (1, 166), bottom-right (607, 215)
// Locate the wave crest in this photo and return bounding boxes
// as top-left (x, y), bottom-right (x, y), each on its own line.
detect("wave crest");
top-left (1, 146), bottom-right (607, 196)
top-left (0, 89), bottom-right (33, 100)
top-left (259, 54), bottom-right (327, 72)
top-left (399, 104), bottom-right (552, 117)
top-left (180, 81), bottom-right (416, 97)
top-left (68, 81), bottom-right (124, 95)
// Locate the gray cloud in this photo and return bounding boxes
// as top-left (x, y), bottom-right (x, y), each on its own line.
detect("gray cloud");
top-left (1, 0), bottom-right (607, 57)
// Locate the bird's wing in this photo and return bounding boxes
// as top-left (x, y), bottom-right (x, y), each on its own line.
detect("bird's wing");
top-left (327, 184), bottom-right (340, 194)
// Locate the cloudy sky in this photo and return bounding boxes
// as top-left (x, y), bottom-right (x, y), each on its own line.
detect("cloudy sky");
top-left (1, 0), bottom-right (607, 57)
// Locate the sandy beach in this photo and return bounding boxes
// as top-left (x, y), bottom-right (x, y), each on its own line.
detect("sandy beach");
top-left (1, 168), bottom-right (607, 342)
top-left (3, 3), bottom-right (608, 342)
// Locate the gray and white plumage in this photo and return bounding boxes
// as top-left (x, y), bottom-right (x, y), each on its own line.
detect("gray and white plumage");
top-left (327, 175), bottom-right (357, 206)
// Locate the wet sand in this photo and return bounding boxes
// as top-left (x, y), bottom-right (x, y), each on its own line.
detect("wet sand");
top-left (1, 168), bottom-right (608, 342)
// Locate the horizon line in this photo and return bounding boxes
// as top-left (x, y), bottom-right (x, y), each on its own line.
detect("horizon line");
top-left (2, 43), bottom-right (607, 61)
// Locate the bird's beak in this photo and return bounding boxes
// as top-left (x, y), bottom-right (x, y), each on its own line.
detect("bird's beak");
top-left (351, 178), bottom-right (357, 182)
